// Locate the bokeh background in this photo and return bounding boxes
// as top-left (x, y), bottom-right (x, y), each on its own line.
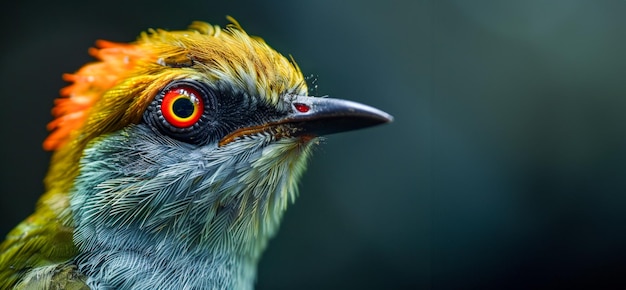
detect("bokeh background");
top-left (2, 0), bottom-right (626, 289)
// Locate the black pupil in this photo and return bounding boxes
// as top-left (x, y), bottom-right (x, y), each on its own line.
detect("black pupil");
top-left (173, 98), bottom-right (195, 118)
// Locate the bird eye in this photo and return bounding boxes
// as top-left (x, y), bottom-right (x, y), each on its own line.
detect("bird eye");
top-left (161, 86), bottom-right (204, 128)
top-left (144, 80), bottom-right (215, 144)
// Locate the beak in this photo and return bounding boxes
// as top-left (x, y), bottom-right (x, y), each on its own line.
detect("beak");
top-left (284, 95), bottom-right (393, 136)
top-left (218, 95), bottom-right (393, 146)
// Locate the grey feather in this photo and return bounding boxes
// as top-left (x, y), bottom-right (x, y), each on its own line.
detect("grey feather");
top-left (70, 124), bottom-right (314, 289)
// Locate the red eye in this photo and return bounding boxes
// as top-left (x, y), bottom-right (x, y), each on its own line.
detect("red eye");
top-left (161, 86), bottom-right (204, 128)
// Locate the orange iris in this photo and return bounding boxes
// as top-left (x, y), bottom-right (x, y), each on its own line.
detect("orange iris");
top-left (161, 86), bottom-right (204, 128)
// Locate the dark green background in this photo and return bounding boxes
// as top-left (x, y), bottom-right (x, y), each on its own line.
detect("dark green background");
top-left (2, 0), bottom-right (626, 289)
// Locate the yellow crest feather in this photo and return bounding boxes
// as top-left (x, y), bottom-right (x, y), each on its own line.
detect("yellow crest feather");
top-left (44, 19), bottom-right (307, 197)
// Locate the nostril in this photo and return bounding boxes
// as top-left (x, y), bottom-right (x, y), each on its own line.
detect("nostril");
top-left (293, 103), bottom-right (310, 113)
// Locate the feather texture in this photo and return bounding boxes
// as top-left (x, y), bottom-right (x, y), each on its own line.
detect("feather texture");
top-left (0, 19), bottom-right (309, 289)
top-left (70, 125), bottom-right (313, 288)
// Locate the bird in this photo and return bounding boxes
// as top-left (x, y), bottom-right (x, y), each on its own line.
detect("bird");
top-left (0, 18), bottom-right (392, 289)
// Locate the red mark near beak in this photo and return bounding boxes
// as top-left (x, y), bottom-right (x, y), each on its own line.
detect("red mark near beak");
top-left (294, 103), bottom-right (310, 113)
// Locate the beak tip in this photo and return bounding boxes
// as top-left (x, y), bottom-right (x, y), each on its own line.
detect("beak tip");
top-left (361, 110), bottom-right (394, 132)
top-left (358, 105), bottom-right (394, 127)
top-left (380, 111), bottom-right (394, 124)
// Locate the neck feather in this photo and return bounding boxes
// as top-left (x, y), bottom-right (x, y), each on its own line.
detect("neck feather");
top-left (70, 125), bottom-right (314, 289)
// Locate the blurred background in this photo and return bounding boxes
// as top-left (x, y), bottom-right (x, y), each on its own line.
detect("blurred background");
top-left (1, 0), bottom-right (626, 289)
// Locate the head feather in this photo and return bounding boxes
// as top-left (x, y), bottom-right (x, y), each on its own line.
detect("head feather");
top-left (42, 20), bottom-right (307, 214)
top-left (1, 20), bottom-right (311, 288)
top-left (44, 41), bottom-right (148, 151)
top-left (44, 19), bottom-right (305, 152)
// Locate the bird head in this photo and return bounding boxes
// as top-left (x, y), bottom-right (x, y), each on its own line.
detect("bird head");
top-left (41, 19), bottom-right (392, 270)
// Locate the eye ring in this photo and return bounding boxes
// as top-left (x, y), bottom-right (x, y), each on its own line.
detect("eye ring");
top-left (161, 86), bottom-right (204, 128)
top-left (144, 80), bottom-right (216, 144)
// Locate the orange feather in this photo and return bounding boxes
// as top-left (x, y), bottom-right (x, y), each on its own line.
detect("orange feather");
top-left (44, 41), bottom-right (147, 151)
